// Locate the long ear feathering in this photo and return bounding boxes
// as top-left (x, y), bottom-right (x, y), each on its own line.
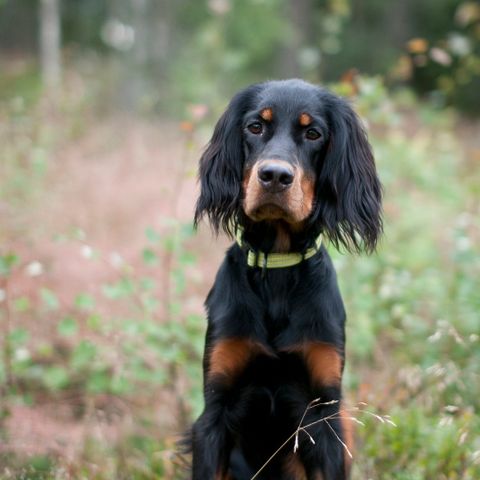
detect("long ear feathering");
top-left (315, 93), bottom-right (383, 254)
top-left (194, 85), bottom-right (261, 237)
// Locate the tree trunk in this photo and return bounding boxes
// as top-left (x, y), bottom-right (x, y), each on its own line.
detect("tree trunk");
top-left (278, 0), bottom-right (313, 78)
top-left (39, 0), bottom-right (61, 88)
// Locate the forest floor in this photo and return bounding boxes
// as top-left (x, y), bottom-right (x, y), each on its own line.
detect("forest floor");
top-left (2, 114), bottom-right (226, 464)
top-left (2, 92), bottom-right (479, 478)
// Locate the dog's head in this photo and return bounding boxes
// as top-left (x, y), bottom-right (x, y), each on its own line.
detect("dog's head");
top-left (194, 79), bottom-right (382, 253)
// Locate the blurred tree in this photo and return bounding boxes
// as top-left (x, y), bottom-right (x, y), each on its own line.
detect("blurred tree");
top-left (0, 0), bottom-right (478, 113)
top-left (39, 0), bottom-right (61, 87)
top-left (62, 0), bottom-right (107, 49)
top-left (406, 1), bottom-right (480, 113)
top-left (0, 0), bottom-right (37, 53)
top-left (279, 0), bottom-right (312, 78)
top-left (318, 0), bottom-right (480, 113)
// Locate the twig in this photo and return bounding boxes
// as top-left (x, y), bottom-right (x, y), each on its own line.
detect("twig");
top-left (294, 398), bottom-right (338, 452)
top-left (325, 419), bottom-right (353, 459)
top-left (251, 399), bottom-right (339, 479)
top-left (250, 400), bottom-right (396, 479)
top-left (250, 429), bottom-right (298, 480)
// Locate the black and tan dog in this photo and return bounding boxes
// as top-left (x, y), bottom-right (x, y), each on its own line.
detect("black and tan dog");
top-left (189, 79), bottom-right (382, 480)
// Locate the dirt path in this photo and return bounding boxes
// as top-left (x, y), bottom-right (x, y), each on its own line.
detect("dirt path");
top-left (3, 115), bottom-right (228, 461)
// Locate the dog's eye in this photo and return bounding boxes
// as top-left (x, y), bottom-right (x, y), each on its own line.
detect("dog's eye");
top-left (305, 128), bottom-right (321, 141)
top-left (247, 122), bottom-right (263, 135)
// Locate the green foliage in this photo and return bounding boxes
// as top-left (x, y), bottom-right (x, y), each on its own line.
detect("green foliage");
top-left (168, 0), bottom-right (290, 107)
top-left (40, 288), bottom-right (60, 310)
top-left (405, 1), bottom-right (480, 113)
top-left (0, 65), bottom-right (42, 108)
top-left (356, 408), bottom-right (479, 479)
top-left (0, 220), bottom-right (203, 477)
top-left (57, 316), bottom-right (79, 336)
top-left (0, 60), bottom-right (104, 214)
top-left (2, 226), bottom-right (203, 396)
top-left (0, 253), bottom-right (19, 276)
top-left (327, 77), bottom-right (480, 479)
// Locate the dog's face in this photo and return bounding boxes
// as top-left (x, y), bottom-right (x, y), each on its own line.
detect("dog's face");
top-left (195, 79), bottom-right (382, 253)
top-left (241, 83), bottom-right (328, 226)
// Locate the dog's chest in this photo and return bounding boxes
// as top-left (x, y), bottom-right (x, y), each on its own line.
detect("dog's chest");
top-left (254, 272), bottom-right (302, 348)
top-left (246, 265), bottom-right (342, 351)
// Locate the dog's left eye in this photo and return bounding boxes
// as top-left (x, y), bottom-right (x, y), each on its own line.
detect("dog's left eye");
top-left (305, 128), bottom-right (321, 141)
top-left (247, 122), bottom-right (263, 135)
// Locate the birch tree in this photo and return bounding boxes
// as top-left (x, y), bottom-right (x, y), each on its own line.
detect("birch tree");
top-left (39, 0), bottom-right (61, 87)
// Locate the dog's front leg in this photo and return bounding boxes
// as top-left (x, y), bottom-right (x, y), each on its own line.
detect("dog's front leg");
top-left (191, 336), bottom-right (267, 479)
top-left (286, 341), bottom-right (353, 480)
top-left (191, 386), bottom-right (233, 480)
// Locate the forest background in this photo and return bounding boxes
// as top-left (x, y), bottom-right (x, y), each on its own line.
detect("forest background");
top-left (0, 1), bottom-right (479, 478)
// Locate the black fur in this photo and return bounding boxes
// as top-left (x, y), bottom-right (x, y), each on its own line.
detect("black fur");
top-left (189, 79), bottom-right (382, 480)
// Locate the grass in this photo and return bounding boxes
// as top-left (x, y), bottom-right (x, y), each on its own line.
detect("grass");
top-left (0, 70), bottom-right (479, 479)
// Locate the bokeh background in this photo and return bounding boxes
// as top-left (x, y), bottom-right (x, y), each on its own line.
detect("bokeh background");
top-left (1, 1), bottom-right (479, 478)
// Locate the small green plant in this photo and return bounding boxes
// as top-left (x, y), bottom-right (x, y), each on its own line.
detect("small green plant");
top-left (0, 221), bottom-right (204, 478)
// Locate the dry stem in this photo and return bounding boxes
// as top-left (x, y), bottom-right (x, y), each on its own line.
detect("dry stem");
top-left (250, 399), bottom-right (396, 480)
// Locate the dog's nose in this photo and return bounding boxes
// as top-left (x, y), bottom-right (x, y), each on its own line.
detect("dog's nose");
top-left (258, 162), bottom-right (294, 192)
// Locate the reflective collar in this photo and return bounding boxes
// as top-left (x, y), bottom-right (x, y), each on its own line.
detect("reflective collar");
top-left (235, 226), bottom-right (322, 269)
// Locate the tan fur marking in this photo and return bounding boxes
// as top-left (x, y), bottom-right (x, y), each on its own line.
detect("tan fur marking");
top-left (299, 169), bottom-right (315, 219)
top-left (215, 472), bottom-right (233, 480)
top-left (242, 166), bottom-right (252, 197)
top-left (243, 162), bottom-right (264, 218)
top-left (299, 112), bottom-right (313, 126)
top-left (260, 107), bottom-right (273, 122)
top-left (208, 338), bottom-right (268, 384)
top-left (273, 223), bottom-right (292, 253)
top-left (284, 342), bottom-right (342, 387)
top-left (284, 453), bottom-right (307, 479)
top-left (242, 162), bottom-right (314, 225)
top-left (304, 343), bottom-right (342, 387)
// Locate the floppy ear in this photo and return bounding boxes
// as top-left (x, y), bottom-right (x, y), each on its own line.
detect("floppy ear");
top-left (194, 86), bottom-right (259, 237)
top-left (315, 95), bottom-right (383, 253)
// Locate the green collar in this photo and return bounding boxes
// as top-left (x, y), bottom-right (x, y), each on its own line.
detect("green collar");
top-left (235, 226), bottom-right (322, 269)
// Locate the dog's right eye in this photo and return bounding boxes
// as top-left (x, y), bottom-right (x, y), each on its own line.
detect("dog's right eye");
top-left (247, 122), bottom-right (263, 135)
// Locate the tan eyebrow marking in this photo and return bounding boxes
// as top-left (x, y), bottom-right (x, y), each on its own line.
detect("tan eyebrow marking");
top-left (260, 108), bottom-right (273, 122)
top-left (299, 112), bottom-right (313, 126)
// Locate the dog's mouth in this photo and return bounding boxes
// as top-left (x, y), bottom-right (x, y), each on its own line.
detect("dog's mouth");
top-left (248, 201), bottom-right (294, 222)
top-left (242, 164), bottom-right (315, 225)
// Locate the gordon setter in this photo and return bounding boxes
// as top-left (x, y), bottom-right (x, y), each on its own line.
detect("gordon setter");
top-left (189, 79), bottom-right (382, 480)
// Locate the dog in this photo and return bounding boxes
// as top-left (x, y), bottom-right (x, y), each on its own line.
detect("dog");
top-left (189, 79), bottom-right (382, 480)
